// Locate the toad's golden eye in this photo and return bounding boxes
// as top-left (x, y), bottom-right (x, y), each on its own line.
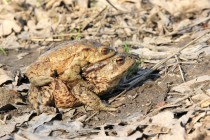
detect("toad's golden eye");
top-left (101, 47), bottom-right (110, 55)
top-left (116, 56), bottom-right (125, 65)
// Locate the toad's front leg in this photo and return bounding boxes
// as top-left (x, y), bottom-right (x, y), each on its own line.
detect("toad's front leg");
top-left (71, 81), bottom-right (117, 112)
top-left (26, 61), bottom-right (54, 87)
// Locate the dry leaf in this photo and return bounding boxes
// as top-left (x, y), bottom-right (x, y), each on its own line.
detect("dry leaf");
top-left (1, 35), bottom-right (20, 49)
top-left (143, 125), bottom-right (170, 136)
top-left (14, 112), bottom-right (36, 126)
top-left (34, 121), bottom-right (83, 136)
top-left (28, 113), bottom-right (61, 132)
top-left (150, 111), bottom-right (175, 127)
top-left (200, 99), bottom-right (210, 108)
top-left (180, 44), bottom-right (209, 60)
top-left (150, 0), bottom-right (210, 16)
top-left (0, 69), bottom-right (13, 85)
top-left (192, 94), bottom-right (209, 102)
top-left (88, 131), bottom-right (143, 140)
top-left (171, 75), bottom-right (210, 93)
top-left (14, 130), bottom-right (67, 140)
top-left (17, 52), bottom-right (30, 60)
top-left (0, 123), bottom-right (16, 137)
top-left (0, 20), bottom-right (21, 36)
top-left (114, 125), bottom-right (137, 136)
top-left (130, 47), bottom-right (172, 60)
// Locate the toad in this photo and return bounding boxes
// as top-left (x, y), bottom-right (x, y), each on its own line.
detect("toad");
top-left (26, 40), bottom-right (116, 87)
top-left (29, 54), bottom-right (135, 112)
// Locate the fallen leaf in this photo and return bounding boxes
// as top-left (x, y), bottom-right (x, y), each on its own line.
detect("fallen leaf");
top-left (114, 124), bottom-right (137, 136)
top-left (14, 112), bottom-right (36, 126)
top-left (121, 112), bottom-right (144, 123)
top-left (192, 93), bottom-right (209, 102)
top-left (0, 20), bottom-right (21, 36)
top-left (150, 0), bottom-right (210, 16)
top-left (143, 125), bottom-right (170, 136)
top-left (1, 35), bottom-right (20, 49)
top-left (180, 44), bottom-right (209, 60)
top-left (17, 52), bottom-right (30, 60)
top-left (178, 110), bottom-right (193, 126)
top-left (0, 69), bottom-right (13, 85)
top-left (14, 130), bottom-right (67, 140)
top-left (88, 131), bottom-right (143, 140)
top-left (0, 135), bottom-right (14, 140)
top-left (28, 113), bottom-right (61, 132)
top-left (143, 111), bottom-right (186, 139)
top-left (34, 121), bottom-right (83, 136)
top-left (158, 123), bottom-right (186, 140)
top-left (150, 111), bottom-right (175, 127)
top-left (200, 99), bottom-right (210, 108)
top-left (130, 47), bottom-right (172, 60)
top-left (171, 75), bottom-right (210, 93)
top-left (0, 123), bottom-right (16, 137)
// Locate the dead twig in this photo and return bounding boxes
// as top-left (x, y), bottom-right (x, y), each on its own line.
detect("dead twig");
top-left (84, 111), bottom-right (99, 122)
top-left (166, 61), bottom-right (197, 67)
top-left (106, 0), bottom-right (122, 11)
top-left (52, 32), bottom-right (90, 37)
top-left (93, 8), bottom-right (109, 37)
top-left (169, 17), bottom-right (210, 35)
top-left (146, 92), bottom-right (195, 117)
top-left (175, 55), bottom-right (185, 82)
top-left (30, 38), bottom-right (62, 42)
top-left (146, 84), bottom-right (207, 117)
top-left (107, 11), bottom-right (130, 17)
top-left (82, 6), bottom-right (108, 31)
top-left (109, 89), bottom-right (127, 103)
top-left (172, 107), bottom-right (210, 114)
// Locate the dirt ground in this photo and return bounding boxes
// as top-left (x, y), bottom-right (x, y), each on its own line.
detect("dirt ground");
top-left (0, 0), bottom-right (210, 139)
top-left (1, 40), bottom-right (209, 139)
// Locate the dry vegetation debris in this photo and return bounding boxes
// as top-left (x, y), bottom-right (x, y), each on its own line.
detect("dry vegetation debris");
top-left (0, 0), bottom-right (210, 139)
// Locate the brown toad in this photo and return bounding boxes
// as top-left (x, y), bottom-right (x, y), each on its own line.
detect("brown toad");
top-left (26, 40), bottom-right (115, 87)
top-left (29, 54), bottom-right (135, 112)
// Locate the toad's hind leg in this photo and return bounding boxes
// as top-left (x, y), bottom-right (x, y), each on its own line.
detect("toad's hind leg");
top-left (71, 81), bottom-right (117, 112)
top-left (52, 79), bottom-right (80, 108)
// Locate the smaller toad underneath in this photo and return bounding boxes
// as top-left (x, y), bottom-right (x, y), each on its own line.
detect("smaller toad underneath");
top-left (29, 54), bottom-right (135, 112)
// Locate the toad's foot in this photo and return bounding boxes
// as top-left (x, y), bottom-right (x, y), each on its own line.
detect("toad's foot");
top-left (93, 102), bottom-right (124, 112)
top-left (84, 101), bottom-right (118, 112)
top-left (35, 105), bottom-right (57, 114)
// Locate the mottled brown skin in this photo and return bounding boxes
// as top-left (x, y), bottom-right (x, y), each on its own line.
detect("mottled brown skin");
top-left (29, 54), bottom-right (135, 112)
top-left (26, 40), bottom-right (116, 87)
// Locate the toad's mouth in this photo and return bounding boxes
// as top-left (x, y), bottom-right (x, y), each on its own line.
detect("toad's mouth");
top-left (81, 60), bottom-right (109, 75)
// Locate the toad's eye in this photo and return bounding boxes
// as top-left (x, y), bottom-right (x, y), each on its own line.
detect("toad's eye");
top-left (116, 56), bottom-right (125, 65)
top-left (101, 48), bottom-right (110, 55)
